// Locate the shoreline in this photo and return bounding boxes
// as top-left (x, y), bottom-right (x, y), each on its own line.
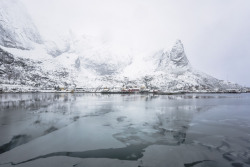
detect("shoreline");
top-left (0, 91), bottom-right (248, 94)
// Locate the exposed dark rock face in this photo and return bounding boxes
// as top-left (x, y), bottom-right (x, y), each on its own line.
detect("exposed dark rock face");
top-left (75, 57), bottom-right (81, 69)
top-left (0, 48), bottom-right (73, 89)
top-left (0, 47), bottom-right (14, 64)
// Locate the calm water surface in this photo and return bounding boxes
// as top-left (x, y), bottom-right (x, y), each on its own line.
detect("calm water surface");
top-left (0, 93), bottom-right (250, 167)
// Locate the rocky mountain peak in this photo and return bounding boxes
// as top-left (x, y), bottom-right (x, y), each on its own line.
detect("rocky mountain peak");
top-left (170, 40), bottom-right (189, 67)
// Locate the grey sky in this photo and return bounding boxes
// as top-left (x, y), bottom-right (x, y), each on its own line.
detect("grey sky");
top-left (21, 0), bottom-right (250, 86)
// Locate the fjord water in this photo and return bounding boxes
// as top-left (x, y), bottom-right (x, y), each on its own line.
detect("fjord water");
top-left (0, 93), bottom-right (250, 167)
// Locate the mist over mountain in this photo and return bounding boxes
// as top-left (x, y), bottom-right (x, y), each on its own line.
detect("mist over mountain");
top-left (0, 0), bottom-right (244, 92)
top-left (0, 0), bottom-right (42, 49)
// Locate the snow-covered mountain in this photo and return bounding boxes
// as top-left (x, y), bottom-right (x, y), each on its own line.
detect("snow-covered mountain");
top-left (0, 0), bottom-right (42, 49)
top-left (0, 0), bottom-right (243, 92)
top-left (121, 40), bottom-right (241, 92)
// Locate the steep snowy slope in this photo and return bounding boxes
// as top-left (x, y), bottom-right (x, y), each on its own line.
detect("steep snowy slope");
top-left (120, 40), bottom-right (241, 92)
top-left (0, 0), bottom-right (42, 49)
top-left (69, 35), bottom-right (132, 75)
top-left (122, 40), bottom-right (191, 78)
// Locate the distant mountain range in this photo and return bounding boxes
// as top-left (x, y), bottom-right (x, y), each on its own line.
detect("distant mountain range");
top-left (0, 0), bottom-right (245, 93)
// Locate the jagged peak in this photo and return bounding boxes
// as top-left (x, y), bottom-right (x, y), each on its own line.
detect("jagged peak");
top-left (171, 39), bottom-right (184, 53)
top-left (170, 40), bottom-right (189, 67)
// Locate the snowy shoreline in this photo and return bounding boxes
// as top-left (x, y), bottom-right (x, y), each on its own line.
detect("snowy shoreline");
top-left (0, 90), bottom-right (248, 94)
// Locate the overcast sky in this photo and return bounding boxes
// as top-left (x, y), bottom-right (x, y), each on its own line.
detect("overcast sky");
top-left (21, 0), bottom-right (250, 86)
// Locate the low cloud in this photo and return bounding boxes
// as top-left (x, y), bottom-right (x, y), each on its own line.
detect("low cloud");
top-left (21, 0), bottom-right (250, 86)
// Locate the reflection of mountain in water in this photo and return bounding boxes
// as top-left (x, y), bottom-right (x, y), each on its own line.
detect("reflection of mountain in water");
top-left (113, 103), bottom-right (212, 146)
top-left (0, 93), bottom-right (75, 110)
top-left (0, 93), bottom-right (79, 154)
top-left (1, 93), bottom-right (219, 165)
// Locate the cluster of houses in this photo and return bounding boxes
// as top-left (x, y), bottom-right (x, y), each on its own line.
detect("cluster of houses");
top-left (47, 84), bottom-right (250, 94)
top-left (100, 87), bottom-right (157, 93)
top-left (1, 84), bottom-right (249, 93)
top-left (73, 86), bottom-right (159, 94)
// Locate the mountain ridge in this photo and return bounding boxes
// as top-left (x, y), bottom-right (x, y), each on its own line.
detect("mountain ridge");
top-left (0, 0), bottom-right (245, 93)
